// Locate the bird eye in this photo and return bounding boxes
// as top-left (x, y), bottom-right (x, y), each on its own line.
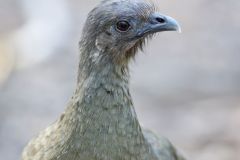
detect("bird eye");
top-left (116, 21), bottom-right (131, 32)
top-left (155, 17), bottom-right (166, 24)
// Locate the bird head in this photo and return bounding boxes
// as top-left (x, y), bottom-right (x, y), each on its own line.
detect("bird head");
top-left (80, 0), bottom-right (181, 64)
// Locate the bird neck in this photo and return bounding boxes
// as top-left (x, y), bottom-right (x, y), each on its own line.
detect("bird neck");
top-left (61, 48), bottom-right (153, 158)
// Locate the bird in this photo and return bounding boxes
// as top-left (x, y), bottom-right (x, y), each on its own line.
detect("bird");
top-left (22, 0), bottom-right (185, 160)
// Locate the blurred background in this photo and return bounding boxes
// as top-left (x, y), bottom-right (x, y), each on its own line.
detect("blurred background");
top-left (0, 0), bottom-right (239, 160)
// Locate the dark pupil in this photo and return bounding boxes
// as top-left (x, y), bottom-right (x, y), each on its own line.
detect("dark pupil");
top-left (117, 21), bottom-right (130, 32)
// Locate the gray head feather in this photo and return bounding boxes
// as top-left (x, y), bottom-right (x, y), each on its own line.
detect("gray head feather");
top-left (79, 0), bottom-right (180, 65)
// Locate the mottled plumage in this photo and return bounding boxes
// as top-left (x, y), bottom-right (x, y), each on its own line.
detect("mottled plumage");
top-left (22, 0), bottom-right (184, 160)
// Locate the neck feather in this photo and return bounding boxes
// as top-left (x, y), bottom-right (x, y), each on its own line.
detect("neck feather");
top-left (60, 48), bottom-right (154, 159)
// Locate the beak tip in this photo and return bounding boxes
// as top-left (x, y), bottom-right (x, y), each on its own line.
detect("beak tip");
top-left (176, 26), bottom-right (182, 33)
top-left (165, 15), bottom-right (181, 33)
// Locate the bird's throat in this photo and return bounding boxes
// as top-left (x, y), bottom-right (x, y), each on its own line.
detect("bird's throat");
top-left (60, 50), bottom-right (151, 158)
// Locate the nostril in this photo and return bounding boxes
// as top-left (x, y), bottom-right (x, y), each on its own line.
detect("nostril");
top-left (156, 17), bottom-right (165, 23)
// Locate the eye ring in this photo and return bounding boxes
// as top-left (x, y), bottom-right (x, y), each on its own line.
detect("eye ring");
top-left (116, 20), bottom-right (131, 32)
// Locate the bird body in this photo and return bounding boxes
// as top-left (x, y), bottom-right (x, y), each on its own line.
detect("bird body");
top-left (22, 0), bottom-right (184, 160)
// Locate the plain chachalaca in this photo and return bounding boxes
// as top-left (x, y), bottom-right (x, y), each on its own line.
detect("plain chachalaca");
top-left (22, 0), bottom-right (185, 159)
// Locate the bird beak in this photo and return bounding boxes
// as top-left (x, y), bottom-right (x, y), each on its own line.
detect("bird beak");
top-left (157, 15), bottom-right (181, 33)
top-left (136, 13), bottom-right (181, 38)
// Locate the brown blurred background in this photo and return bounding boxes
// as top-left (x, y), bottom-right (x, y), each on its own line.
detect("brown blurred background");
top-left (0, 0), bottom-right (240, 160)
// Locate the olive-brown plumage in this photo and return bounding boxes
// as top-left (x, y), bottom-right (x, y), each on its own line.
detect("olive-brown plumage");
top-left (22, 0), bottom-right (184, 160)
